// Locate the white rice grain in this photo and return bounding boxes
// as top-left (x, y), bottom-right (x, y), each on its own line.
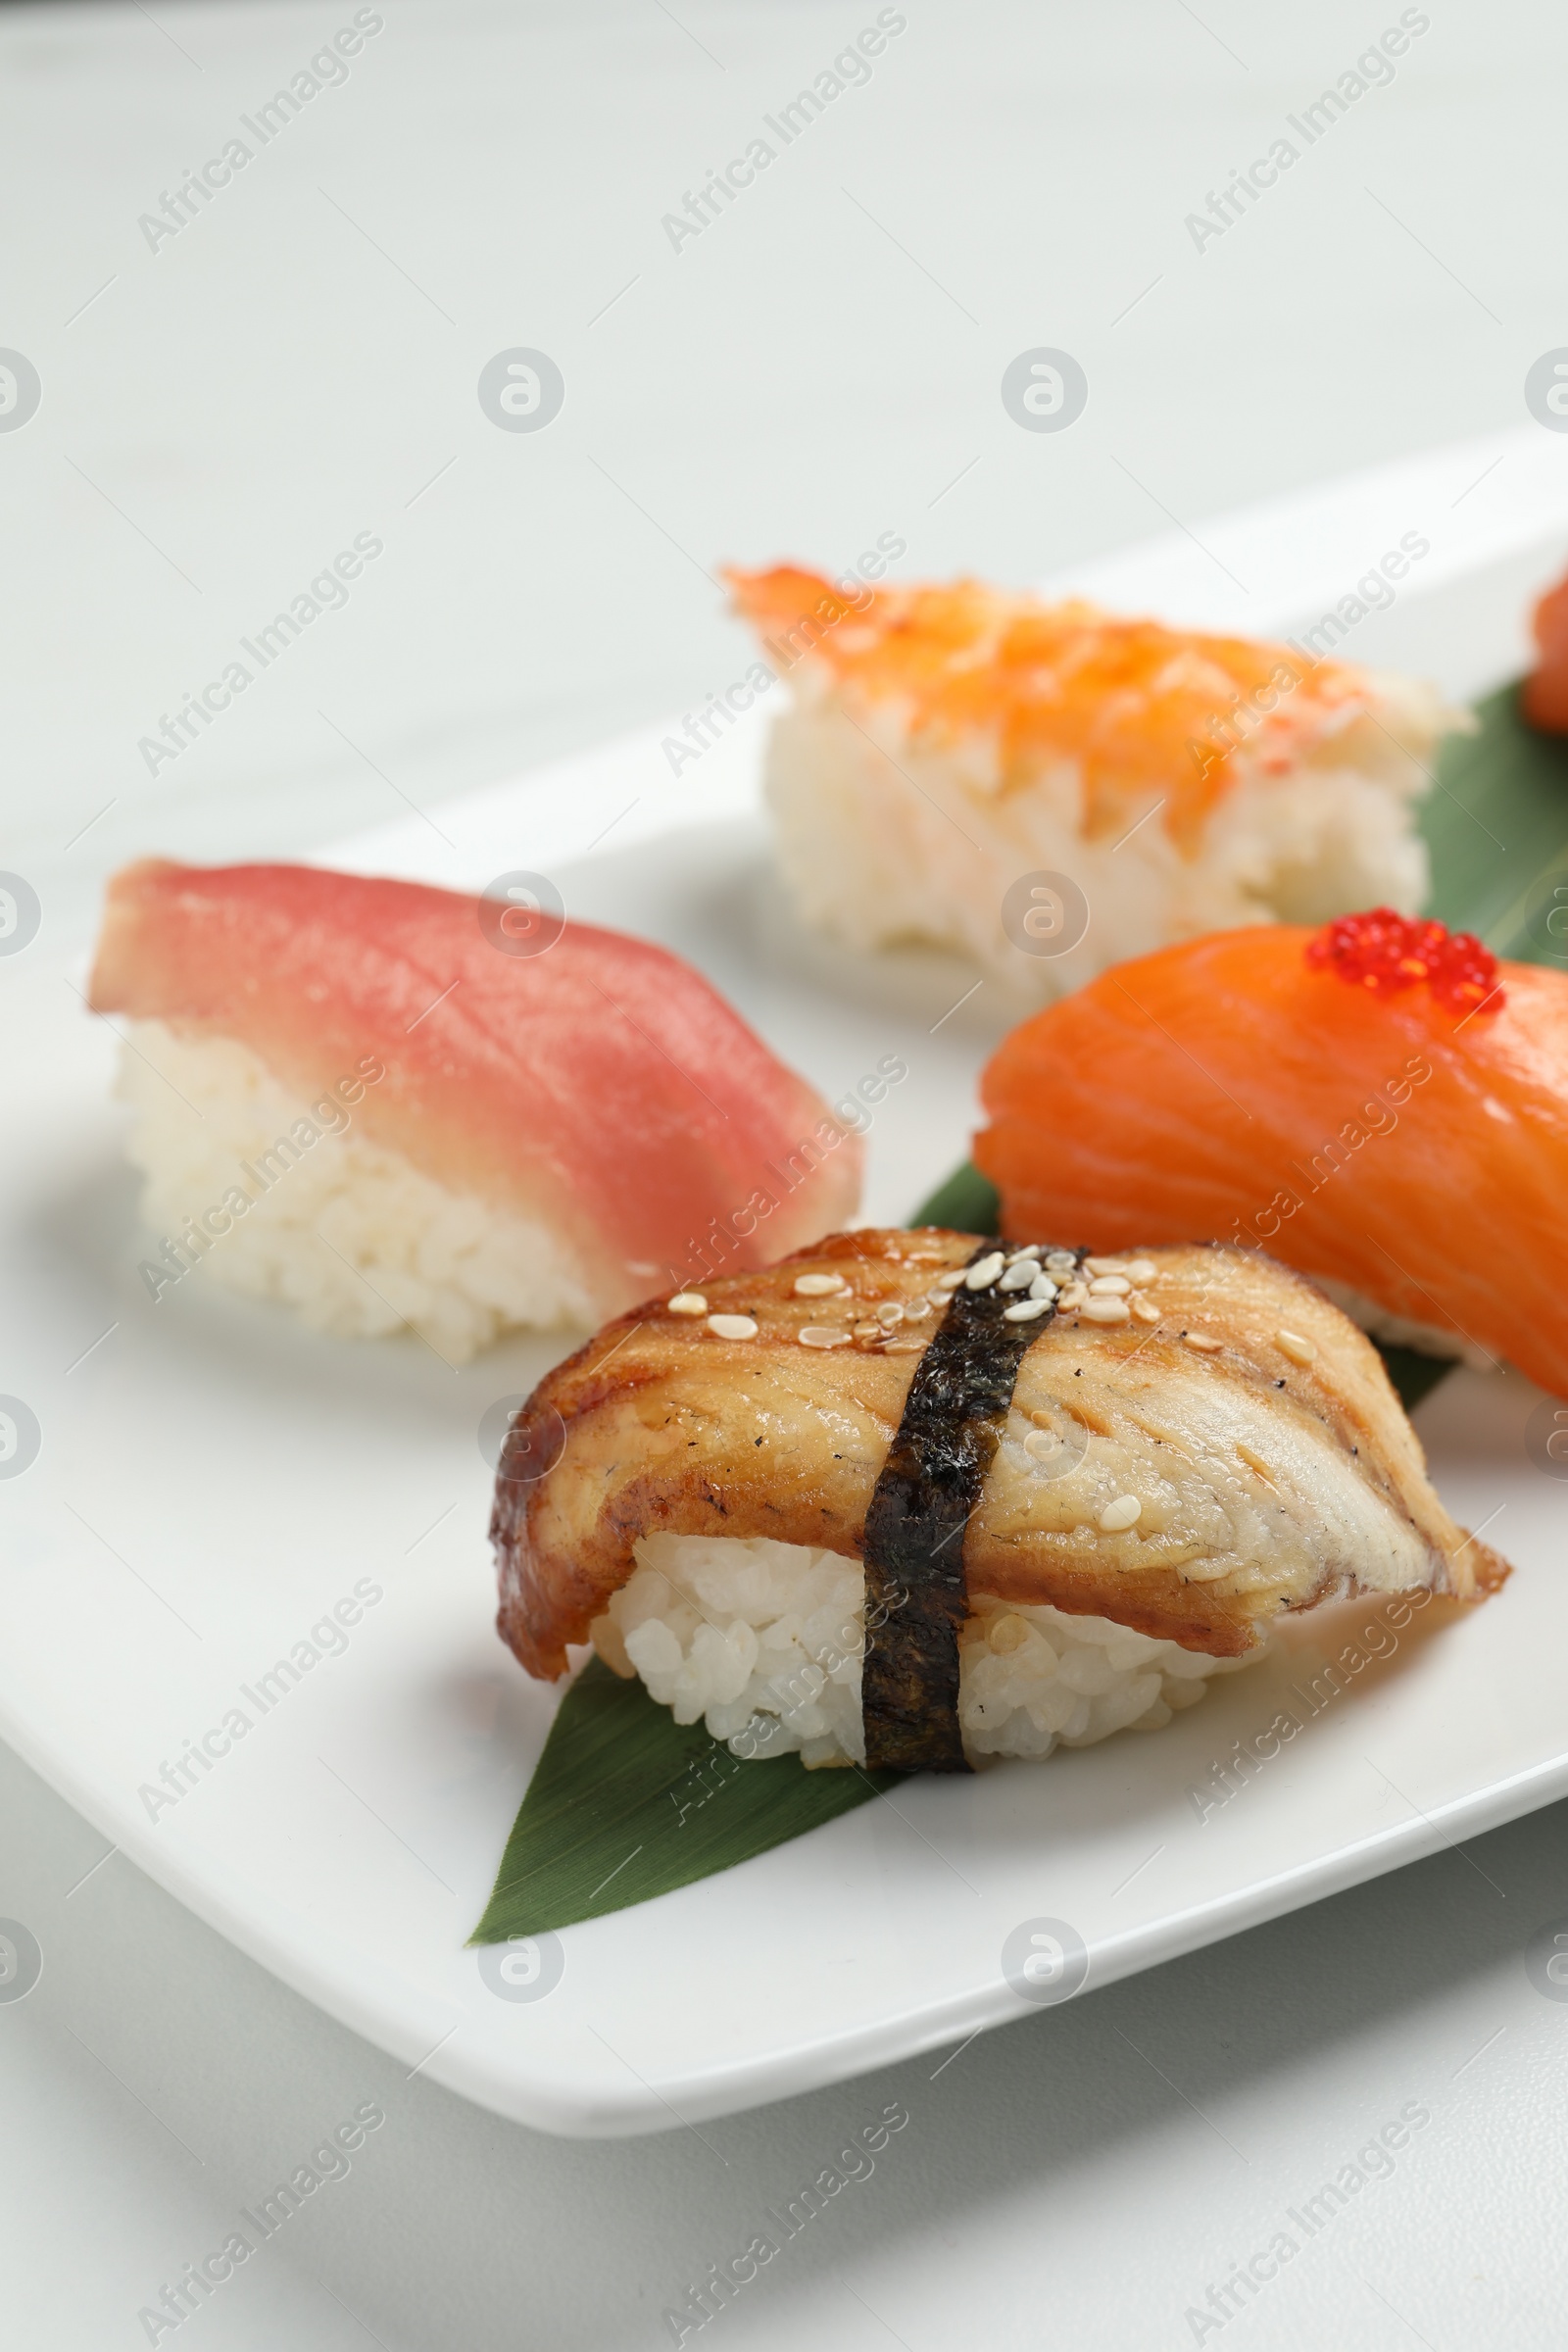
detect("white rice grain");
top-left (591, 1533), bottom-right (1260, 1768)
top-left (762, 669), bottom-right (1457, 1006)
top-left (115, 1020), bottom-right (597, 1361)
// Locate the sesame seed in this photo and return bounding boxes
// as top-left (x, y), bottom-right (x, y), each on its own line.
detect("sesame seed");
top-left (1125, 1258), bottom-right (1157, 1281)
top-left (1130, 1296), bottom-right (1160, 1324)
top-left (933, 1267), bottom-right (966, 1291)
top-left (798, 1325), bottom-right (852, 1348)
top-left (998, 1261), bottom-right (1038, 1292)
top-left (1276, 1328), bottom-right (1318, 1365)
top-left (964, 1250), bottom-right (1005, 1291)
top-left (794, 1272), bottom-right (847, 1297)
top-left (882, 1336), bottom-right (926, 1352)
top-left (1044, 1251), bottom-right (1078, 1275)
top-left (1055, 1282), bottom-right (1088, 1311)
top-left (1004, 1243), bottom-right (1043, 1264)
top-left (853, 1321), bottom-right (883, 1341)
top-left (1084, 1256), bottom-right (1131, 1277)
top-left (1081, 1297), bottom-right (1131, 1324)
top-left (1099, 1494), bottom-right (1142, 1532)
top-left (902, 1297), bottom-right (933, 1320)
top-left (1028, 1273), bottom-right (1058, 1301)
top-left (707, 1313), bottom-right (758, 1340)
top-left (1184, 1331), bottom-right (1223, 1352)
top-left (1003, 1298), bottom-right (1052, 1322)
top-left (988, 1612), bottom-right (1030, 1653)
top-left (667, 1292), bottom-right (708, 1315)
top-left (875, 1301), bottom-right (906, 1327)
top-left (1089, 1275), bottom-right (1131, 1297)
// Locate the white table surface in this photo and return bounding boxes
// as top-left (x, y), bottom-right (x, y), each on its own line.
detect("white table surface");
top-left (5, 3), bottom-right (1568, 2344)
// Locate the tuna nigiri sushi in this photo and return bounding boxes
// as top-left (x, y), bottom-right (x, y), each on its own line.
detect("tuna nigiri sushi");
top-left (974, 908), bottom-right (1568, 1394)
top-left (493, 1228), bottom-right (1502, 1770)
top-left (728, 564), bottom-right (1461, 1003)
top-left (89, 859), bottom-right (861, 1361)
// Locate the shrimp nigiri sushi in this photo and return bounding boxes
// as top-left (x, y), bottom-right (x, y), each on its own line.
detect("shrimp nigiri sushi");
top-left (974, 908), bottom-right (1568, 1395)
top-left (89, 859), bottom-right (862, 1361)
top-left (493, 1228), bottom-right (1502, 1771)
top-left (728, 564), bottom-right (1462, 1003)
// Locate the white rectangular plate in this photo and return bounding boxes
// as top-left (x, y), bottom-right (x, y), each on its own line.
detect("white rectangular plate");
top-left (3, 427), bottom-right (1568, 2137)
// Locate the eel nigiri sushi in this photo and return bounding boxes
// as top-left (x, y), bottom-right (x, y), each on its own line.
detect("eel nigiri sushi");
top-left (89, 859), bottom-right (861, 1361)
top-left (492, 1228), bottom-right (1502, 1770)
top-left (974, 909), bottom-right (1568, 1394)
top-left (728, 564), bottom-right (1462, 1004)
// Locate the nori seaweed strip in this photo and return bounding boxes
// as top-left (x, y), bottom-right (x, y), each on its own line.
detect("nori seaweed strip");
top-left (860, 1242), bottom-right (1076, 1773)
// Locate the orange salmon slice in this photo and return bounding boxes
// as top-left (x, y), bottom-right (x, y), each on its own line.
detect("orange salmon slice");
top-left (975, 924), bottom-right (1568, 1397)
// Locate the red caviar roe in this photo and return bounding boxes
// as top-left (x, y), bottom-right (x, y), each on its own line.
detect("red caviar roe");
top-left (1305, 908), bottom-right (1503, 1018)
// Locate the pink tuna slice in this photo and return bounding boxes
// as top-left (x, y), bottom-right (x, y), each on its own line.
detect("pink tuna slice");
top-left (89, 859), bottom-right (863, 1313)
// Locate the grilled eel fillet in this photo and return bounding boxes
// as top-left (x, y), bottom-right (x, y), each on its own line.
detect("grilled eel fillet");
top-left (492, 1229), bottom-right (1506, 1680)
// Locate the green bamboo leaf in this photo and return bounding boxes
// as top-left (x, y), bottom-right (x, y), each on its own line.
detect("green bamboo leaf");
top-left (1370, 1344), bottom-right (1455, 1414)
top-left (473, 1658), bottom-right (895, 1940)
top-left (1423, 682), bottom-right (1568, 960)
top-left (912, 1159), bottom-right (1001, 1234)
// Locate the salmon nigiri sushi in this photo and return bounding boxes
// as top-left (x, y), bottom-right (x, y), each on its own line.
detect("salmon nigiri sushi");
top-left (728, 564), bottom-right (1462, 1003)
top-left (974, 909), bottom-right (1568, 1395)
top-left (89, 859), bottom-right (862, 1361)
top-left (1523, 560), bottom-right (1568, 733)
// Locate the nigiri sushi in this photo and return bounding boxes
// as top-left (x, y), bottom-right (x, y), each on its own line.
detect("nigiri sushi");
top-left (727, 564), bottom-right (1463, 1004)
top-left (492, 1228), bottom-right (1502, 1771)
top-left (973, 908), bottom-right (1568, 1395)
top-left (89, 859), bottom-right (861, 1361)
top-left (1523, 561), bottom-right (1568, 733)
